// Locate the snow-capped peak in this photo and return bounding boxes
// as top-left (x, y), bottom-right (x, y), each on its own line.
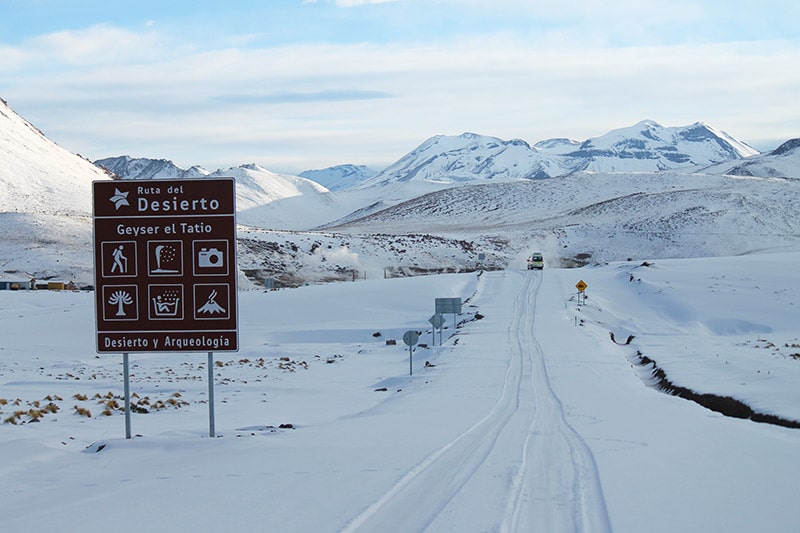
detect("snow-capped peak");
top-left (359, 132), bottom-right (563, 188)
top-left (94, 155), bottom-right (210, 180)
top-left (561, 120), bottom-right (760, 173)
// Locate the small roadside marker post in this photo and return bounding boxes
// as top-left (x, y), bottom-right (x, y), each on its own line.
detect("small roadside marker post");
top-left (403, 330), bottom-right (419, 375)
top-left (576, 279), bottom-right (588, 305)
top-left (429, 313), bottom-right (445, 346)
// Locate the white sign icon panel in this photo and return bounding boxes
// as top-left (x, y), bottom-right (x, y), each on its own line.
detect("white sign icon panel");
top-left (193, 240), bottom-right (229, 276)
top-left (102, 285), bottom-right (139, 321)
top-left (194, 284), bottom-right (231, 320)
top-left (101, 241), bottom-right (137, 278)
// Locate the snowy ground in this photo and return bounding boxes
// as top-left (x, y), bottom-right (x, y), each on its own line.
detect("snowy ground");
top-left (1, 254), bottom-right (799, 532)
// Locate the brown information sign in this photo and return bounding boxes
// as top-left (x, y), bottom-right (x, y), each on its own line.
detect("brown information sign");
top-left (93, 178), bottom-right (238, 353)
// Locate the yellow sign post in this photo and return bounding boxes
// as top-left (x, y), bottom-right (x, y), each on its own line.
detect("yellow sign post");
top-left (575, 280), bottom-right (588, 305)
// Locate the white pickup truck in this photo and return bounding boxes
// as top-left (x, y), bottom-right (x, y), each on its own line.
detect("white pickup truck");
top-left (526, 252), bottom-right (544, 270)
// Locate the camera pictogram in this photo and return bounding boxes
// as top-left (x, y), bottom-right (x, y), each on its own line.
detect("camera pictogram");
top-left (198, 247), bottom-right (224, 268)
top-left (192, 240), bottom-right (229, 276)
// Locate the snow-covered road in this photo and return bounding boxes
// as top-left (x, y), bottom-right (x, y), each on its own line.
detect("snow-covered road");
top-left (343, 271), bottom-right (609, 532)
top-left (2, 257), bottom-right (800, 532)
top-left (504, 271), bottom-right (610, 533)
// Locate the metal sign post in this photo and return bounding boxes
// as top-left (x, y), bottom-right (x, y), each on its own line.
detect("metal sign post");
top-left (576, 280), bottom-right (588, 305)
top-left (428, 313), bottom-right (445, 346)
top-left (403, 330), bottom-right (419, 375)
top-left (123, 352), bottom-right (131, 439)
top-left (208, 352), bottom-right (215, 437)
top-left (93, 178), bottom-right (239, 439)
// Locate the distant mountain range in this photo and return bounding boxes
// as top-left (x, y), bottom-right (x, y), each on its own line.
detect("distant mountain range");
top-left (358, 121), bottom-right (759, 187)
top-left (93, 120), bottom-right (762, 188)
top-left (1, 96), bottom-right (798, 285)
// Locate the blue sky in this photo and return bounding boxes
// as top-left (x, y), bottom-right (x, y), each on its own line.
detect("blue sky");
top-left (1, 0), bottom-right (799, 173)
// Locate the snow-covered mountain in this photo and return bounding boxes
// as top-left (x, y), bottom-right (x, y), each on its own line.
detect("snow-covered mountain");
top-left (210, 164), bottom-right (346, 230)
top-left (0, 99), bottom-right (112, 282)
top-left (359, 133), bottom-right (566, 187)
top-left (0, 98), bottom-right (110, 215)
top-left (358, 120), bottom-right (760, 190)
top-left (89, 155), bottom-right (346, 230)
top-left (533, 137), bottom-right (582, 154)
top-left (701, 138), bottom-right (800, 178)
top-left (564, 120), bottom-right (759, 173)
top-left (91, 157), bottom-right (365, 229)
top-left (94, 155), bottom-right (210, 180)
top-left (299, 164), bottom-right (377, 191)
top-left (2, 95), bottom-right (799, 286)
top-left (98, 157), bottom-right (377, 192)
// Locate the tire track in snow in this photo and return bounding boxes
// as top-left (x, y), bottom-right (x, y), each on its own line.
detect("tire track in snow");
top-left (341, 271), bottom-right (609, 532)
top-left (502, 271), bottom-right (611, 533)
top-left (341, 271), bottom-right (532, 532)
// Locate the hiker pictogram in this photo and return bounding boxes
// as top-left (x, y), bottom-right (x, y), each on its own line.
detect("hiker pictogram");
top-left (111, 245), bottom-right (128, 273)
top-left (101, 241), bottom-right (137, 277)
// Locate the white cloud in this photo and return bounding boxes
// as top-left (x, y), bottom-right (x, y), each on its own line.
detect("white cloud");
top-left (0, 24), bottom-right (173, 70)
top-left (1, 18), bottom-right (798, 172)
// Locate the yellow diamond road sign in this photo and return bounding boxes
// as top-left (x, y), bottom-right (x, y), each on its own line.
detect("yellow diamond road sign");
top-left (576, 280), bottom-right (588, 292)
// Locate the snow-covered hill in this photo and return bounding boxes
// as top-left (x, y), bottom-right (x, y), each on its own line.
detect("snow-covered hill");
top-left (211, 164), bottom-right (346, 230)
top-left (96, 156), bottom-right (377, 193)
top-left (299, 164), bottom-right (378, 191)
top-left (0, 98), bottom-right (110, 215)
top-left (0, 99), bottom-right (112, 281)
top-left (701, 138), bottom-right (800, 179)
top-left (90, 157), bottom-right (350, 230)
top-left (329, 171), bottom-right (800, 266)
